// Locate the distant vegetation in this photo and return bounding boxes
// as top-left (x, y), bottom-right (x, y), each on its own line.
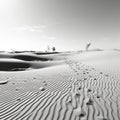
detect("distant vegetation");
top-left (52, 47), bottom-right (56, 52)
top-left (86, 43), bottom-right (91, 51)
top-left (46, 46), bottom-right (56, 52)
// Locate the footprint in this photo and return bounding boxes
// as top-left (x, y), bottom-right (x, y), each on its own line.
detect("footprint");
top-left (105, 74), bottom-right (109, 77)
top-left (44, 83), bottom-right (47, 86)
top-left (43, 81), bottom-right (47, 86)
top-left (86, 98), bottom-right (94, 105)
top-left (15, 88), bottom-right (19, 91)
top-left (74, 108), bottom-right (86, 117)
top-left (16, 98), bottom-right (21, 101)
top-left (75, 92), bottom-right (81, 98)
top-left (87, 89), bottom-right (92, 92)
top-left (78, 87), bottom-right (82, 90)
top-left (94, 78), bottom-right (97, 80)
top-left (66, 95), bottom-right (72, 104)
top-left (97, 95), bottom-right (100, 98)
top-left (86, 72), bottom-right (89, 74)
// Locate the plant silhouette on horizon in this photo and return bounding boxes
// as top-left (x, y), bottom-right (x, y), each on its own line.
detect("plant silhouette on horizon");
top-left (86, 43), bottom-right (91, 51)
top-left (52, 47), bottom-right (56, 52)
top-left (47, 46), bottom-right (50, 52)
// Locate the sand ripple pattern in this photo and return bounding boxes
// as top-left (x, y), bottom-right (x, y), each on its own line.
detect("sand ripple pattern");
top-left (0, 59), bottom-right (120, 120)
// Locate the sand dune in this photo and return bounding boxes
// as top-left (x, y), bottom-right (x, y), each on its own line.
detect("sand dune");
top-left (0, 60), bottom-right (64, 71)
top-left (0, 53), bottom-right (53, 61)
top-left (0, 53), bottom-right (64, 71)
top-left (0, 50), bottom-right (120, 120)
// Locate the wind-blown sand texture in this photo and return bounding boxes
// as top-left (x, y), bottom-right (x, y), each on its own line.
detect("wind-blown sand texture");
top-left (0, 50), bottom-right (120, 120)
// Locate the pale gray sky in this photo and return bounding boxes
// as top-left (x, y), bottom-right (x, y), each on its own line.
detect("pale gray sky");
top-left (0, 0), bottom-right (120, 51)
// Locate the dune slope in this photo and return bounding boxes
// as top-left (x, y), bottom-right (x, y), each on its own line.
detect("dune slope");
top-left (0, 50), bottom-right (120, 120)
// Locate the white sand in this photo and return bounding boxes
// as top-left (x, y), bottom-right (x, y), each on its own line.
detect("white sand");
top-left (0, 50), bottom-right (120, 120)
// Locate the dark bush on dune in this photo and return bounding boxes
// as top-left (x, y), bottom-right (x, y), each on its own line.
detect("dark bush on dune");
top-left (52, 47), bottom-right (56, 52)
top-left (12, 55), bottom-right (52, 61)
top-left (0, 61), bottom-right (30, 71)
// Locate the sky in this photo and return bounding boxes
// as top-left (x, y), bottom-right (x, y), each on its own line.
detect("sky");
top-left (0, 0), bottom-right (120, 51)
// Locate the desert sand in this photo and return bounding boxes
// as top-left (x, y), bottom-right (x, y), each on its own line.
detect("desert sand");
top-left (0, 50), bottom-right (120, 120)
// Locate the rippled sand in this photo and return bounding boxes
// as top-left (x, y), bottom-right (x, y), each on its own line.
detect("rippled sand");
top-left (0, 50), bottom-right (120, 120)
